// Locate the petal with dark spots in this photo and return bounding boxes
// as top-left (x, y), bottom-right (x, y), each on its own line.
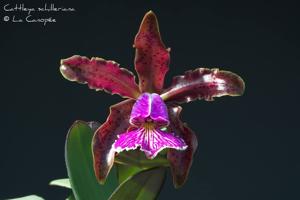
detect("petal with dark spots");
top-left (167, 105), bottom-right (198, 188)
top-left (134, 11), bottom-right (170, 93)
top-left (60, 55), bottom-right (141, 99)
top-left (161, 68), bottom-right (245, 103)
top-left (92, 99), bottom-right (135, 184)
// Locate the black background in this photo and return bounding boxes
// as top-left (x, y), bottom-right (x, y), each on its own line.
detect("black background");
top-left (1, 0), bottom-right (299, 199)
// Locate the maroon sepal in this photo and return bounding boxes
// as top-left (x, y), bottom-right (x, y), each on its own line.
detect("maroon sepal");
top-left (92, 99), bottom-right (135, 184)
top-left (60, 55), bottom-right (140, 99)
top-left (167, 105), bottom-right (198, 188)
top-left (134, 11), bottom-right (170, 93)
top-left (161, 68), bottom-right (245, 103)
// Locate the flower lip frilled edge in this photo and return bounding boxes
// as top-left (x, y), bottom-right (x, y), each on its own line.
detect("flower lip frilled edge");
top-left (113, 93), bottom-right (188, 159)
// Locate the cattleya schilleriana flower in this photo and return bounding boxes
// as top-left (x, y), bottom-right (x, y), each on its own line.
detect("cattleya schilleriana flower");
top-left (60, 11), bottom-right (245, 188)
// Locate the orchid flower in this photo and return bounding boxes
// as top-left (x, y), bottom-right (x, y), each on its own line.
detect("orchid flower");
top-left (60, 11), bottom-right (245, 188)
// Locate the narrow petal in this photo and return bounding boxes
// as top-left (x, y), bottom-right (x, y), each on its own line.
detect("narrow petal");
top-left (134, 11), bottom-right (170, 93)
top-left (161, 68), bottom-right (245, 103)
top-left (114, 128), bottom-right (187, 159)
top-left (167, 105), bottom-right (198, 188)
top-left (60, 55), bottom-right (141, 99)
top-left (92, 99), bottom-right (135, 184)
top-left (130, 93), bottom-right (169, 127)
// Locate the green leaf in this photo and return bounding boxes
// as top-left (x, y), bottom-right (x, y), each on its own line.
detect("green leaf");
top-left (7, 195), bottom-right (44, 200)
top-left (66, 194), bottom-right (75, 200)
top-left (65, 120), bottom-right (118, 200)
top-left (115, 150), bottom-right (169, 168)
top-left (49, 178), bottom-right (71, 189)
top-left (109, 167), bottom-right (166, 200)
top-left (116, 164), bottom-right (144, 184)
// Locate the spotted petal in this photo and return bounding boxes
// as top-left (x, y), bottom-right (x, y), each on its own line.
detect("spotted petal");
top-left (161, 68), bottom-right (245, 103)
top-left (167, 105), bottom-right (198, 188)
top-left (113, 128), bottom-right (187, 159)
top-left (134, 11), bottom-right (170, 93)
top-left (60, 55), bottom-right (140, 99)
top-left (92, 99), bottom-right (135, 184)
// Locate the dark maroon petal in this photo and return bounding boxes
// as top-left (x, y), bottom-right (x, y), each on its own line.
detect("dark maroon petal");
top-left (161, 68), bottom-right (245, 103)
top-left (60, 55), bottom-right (141, 99)
top-left (167, 105), bottom-right (198, 188)
top-left (130, 93), bottom-right (169, 127)
top-left (92, 99), bottom-right (135, 184)
top-left (134, 11), bottom-right (170, 93)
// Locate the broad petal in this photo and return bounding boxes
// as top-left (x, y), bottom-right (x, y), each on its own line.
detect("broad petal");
top-left (60, 55), bottom-right (141, 99)
top-left (114, 128), bottom-right (187, 159)
top-left (134, 11), bottom-right (170, 93)
top-left (130, 93), bottom-right (169, 127)
top-left (161, 68), bottom-right (245, 103)
top-left (167, 105), bottom-right (198, 188)
top-left (92, 99), bottom-right (135, 184)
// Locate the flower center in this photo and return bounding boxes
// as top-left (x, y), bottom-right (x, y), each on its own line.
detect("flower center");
top-left (113, 94), bottom-right (187, 159)
top-left (143, 119), bottom-right (156, 130)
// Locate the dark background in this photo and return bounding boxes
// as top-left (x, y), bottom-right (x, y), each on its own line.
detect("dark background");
top-left (1, 0), bottom-right (299, 199)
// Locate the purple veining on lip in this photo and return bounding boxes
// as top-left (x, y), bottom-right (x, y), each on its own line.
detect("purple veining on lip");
top-left (114, 93), bottom-right (187, 159)
top-left (114, 128), bottom-right (187, 159)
